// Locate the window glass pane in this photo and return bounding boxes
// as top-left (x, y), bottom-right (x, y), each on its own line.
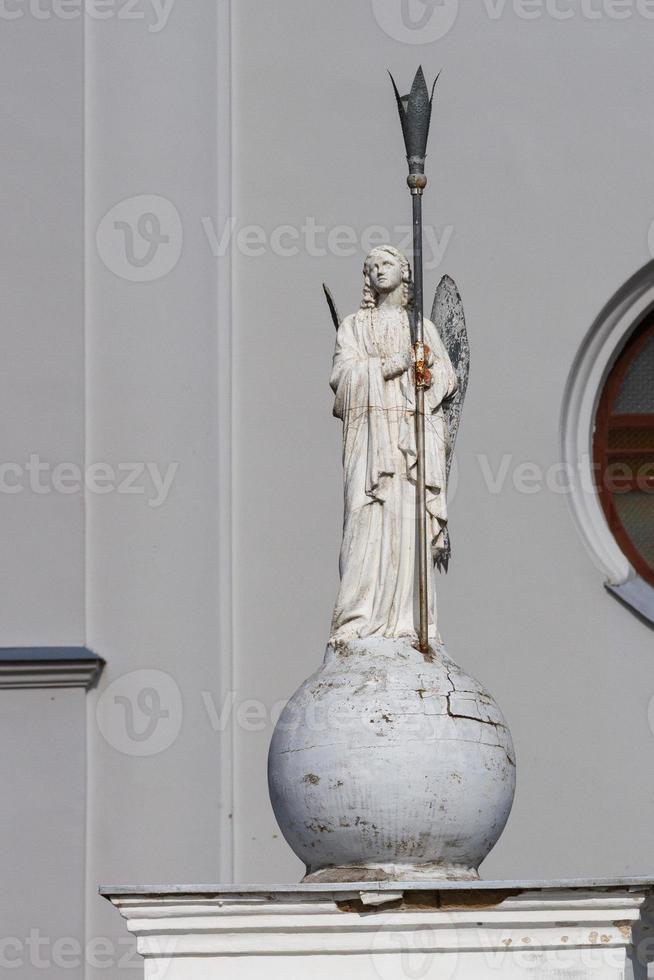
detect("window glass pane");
top-left (612, 492), bottom-right (654, 570)
top-left (614, 333), bottom-right (654, 413)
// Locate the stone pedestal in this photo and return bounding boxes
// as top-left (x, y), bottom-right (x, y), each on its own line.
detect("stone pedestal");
top-left (102, 878), bottom-right (654, 980)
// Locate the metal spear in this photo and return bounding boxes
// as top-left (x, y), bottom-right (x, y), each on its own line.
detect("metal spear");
top-left (389, 66), bottom-right (439, 654)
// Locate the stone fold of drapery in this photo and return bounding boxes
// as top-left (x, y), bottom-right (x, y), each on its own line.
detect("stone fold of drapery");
top-left (329, 308), bottom-right (457, 641)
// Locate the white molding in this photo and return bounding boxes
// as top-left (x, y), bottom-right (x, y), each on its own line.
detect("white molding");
top-left (560, 261), bottom-right (654, 602)
top-left (104, 885), bottom-right (647, 978)
top-left (216, 0), bottom-right (235, 883)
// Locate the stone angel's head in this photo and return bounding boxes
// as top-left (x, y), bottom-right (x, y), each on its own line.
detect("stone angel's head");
top-left (361, 246), bottom-right (414, 310)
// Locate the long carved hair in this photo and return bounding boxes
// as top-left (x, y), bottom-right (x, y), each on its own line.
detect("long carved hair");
top-left (360, 246), bottom-right (414, 310)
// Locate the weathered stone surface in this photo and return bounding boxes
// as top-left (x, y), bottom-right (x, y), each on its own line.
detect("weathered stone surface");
top-left (268, 637), bottom-right (516, 882)
top-left (103, 884), bottom-right (649, 980)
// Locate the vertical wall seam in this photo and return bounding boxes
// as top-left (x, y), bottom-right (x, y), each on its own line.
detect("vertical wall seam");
top-left (82, 7), bottom-right (97, 976)
top-left (82, 2), bottom-right (90, 974)
top-left (217, 0), bottom-right (235, 883)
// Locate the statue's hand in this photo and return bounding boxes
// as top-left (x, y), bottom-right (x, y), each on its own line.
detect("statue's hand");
top-left (382, 350), bottom-right (413, 381)
top-left (401, 349), bottom-right (414, 373)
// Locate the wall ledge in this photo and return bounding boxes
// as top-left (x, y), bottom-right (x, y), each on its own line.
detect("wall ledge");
top-left (0, 647), bottom-right (105, 690)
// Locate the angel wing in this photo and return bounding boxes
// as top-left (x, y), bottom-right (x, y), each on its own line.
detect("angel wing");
top-left (322, 283), bottom-right (341, 331)
top-left (431, 275), bottom-right (469, 572)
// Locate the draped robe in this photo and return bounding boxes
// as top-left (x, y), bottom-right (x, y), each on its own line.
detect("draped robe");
top-left (329, 306), bottom-right (458, 642)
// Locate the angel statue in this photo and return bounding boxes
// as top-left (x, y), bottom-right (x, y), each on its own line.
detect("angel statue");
top-left (325, 245), bottom-right (469, 644)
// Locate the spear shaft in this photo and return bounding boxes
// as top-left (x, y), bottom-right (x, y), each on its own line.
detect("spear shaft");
top-left (390, 66), bottom-right (438, 654)
top-left (411, 187), bottom-right (430, 653)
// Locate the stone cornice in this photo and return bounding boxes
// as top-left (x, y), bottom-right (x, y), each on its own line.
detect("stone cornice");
top-left (102, 884), bottom-right (648, 960)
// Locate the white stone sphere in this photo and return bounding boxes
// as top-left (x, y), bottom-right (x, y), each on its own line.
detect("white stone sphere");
top-left (268, 637), bottom-right (516, 882)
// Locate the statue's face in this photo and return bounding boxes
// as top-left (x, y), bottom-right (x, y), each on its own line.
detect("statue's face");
top-left (367, 251), bottom-right (403, 295)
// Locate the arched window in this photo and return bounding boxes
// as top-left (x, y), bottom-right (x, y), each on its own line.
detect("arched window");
top-left (593, 314), bottom-right (654, 588)
top-left (562, 264), bottom-right (654, 624)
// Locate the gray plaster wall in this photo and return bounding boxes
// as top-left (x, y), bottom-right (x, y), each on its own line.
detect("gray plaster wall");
top-left (0, 10), bottom-right (84, 643)
top-left (0, 689), bottom-right (86, 980)
top-left (83, 1), bottom-right (228, 968)
top-left (0, 11), bottom-right (87, 975)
